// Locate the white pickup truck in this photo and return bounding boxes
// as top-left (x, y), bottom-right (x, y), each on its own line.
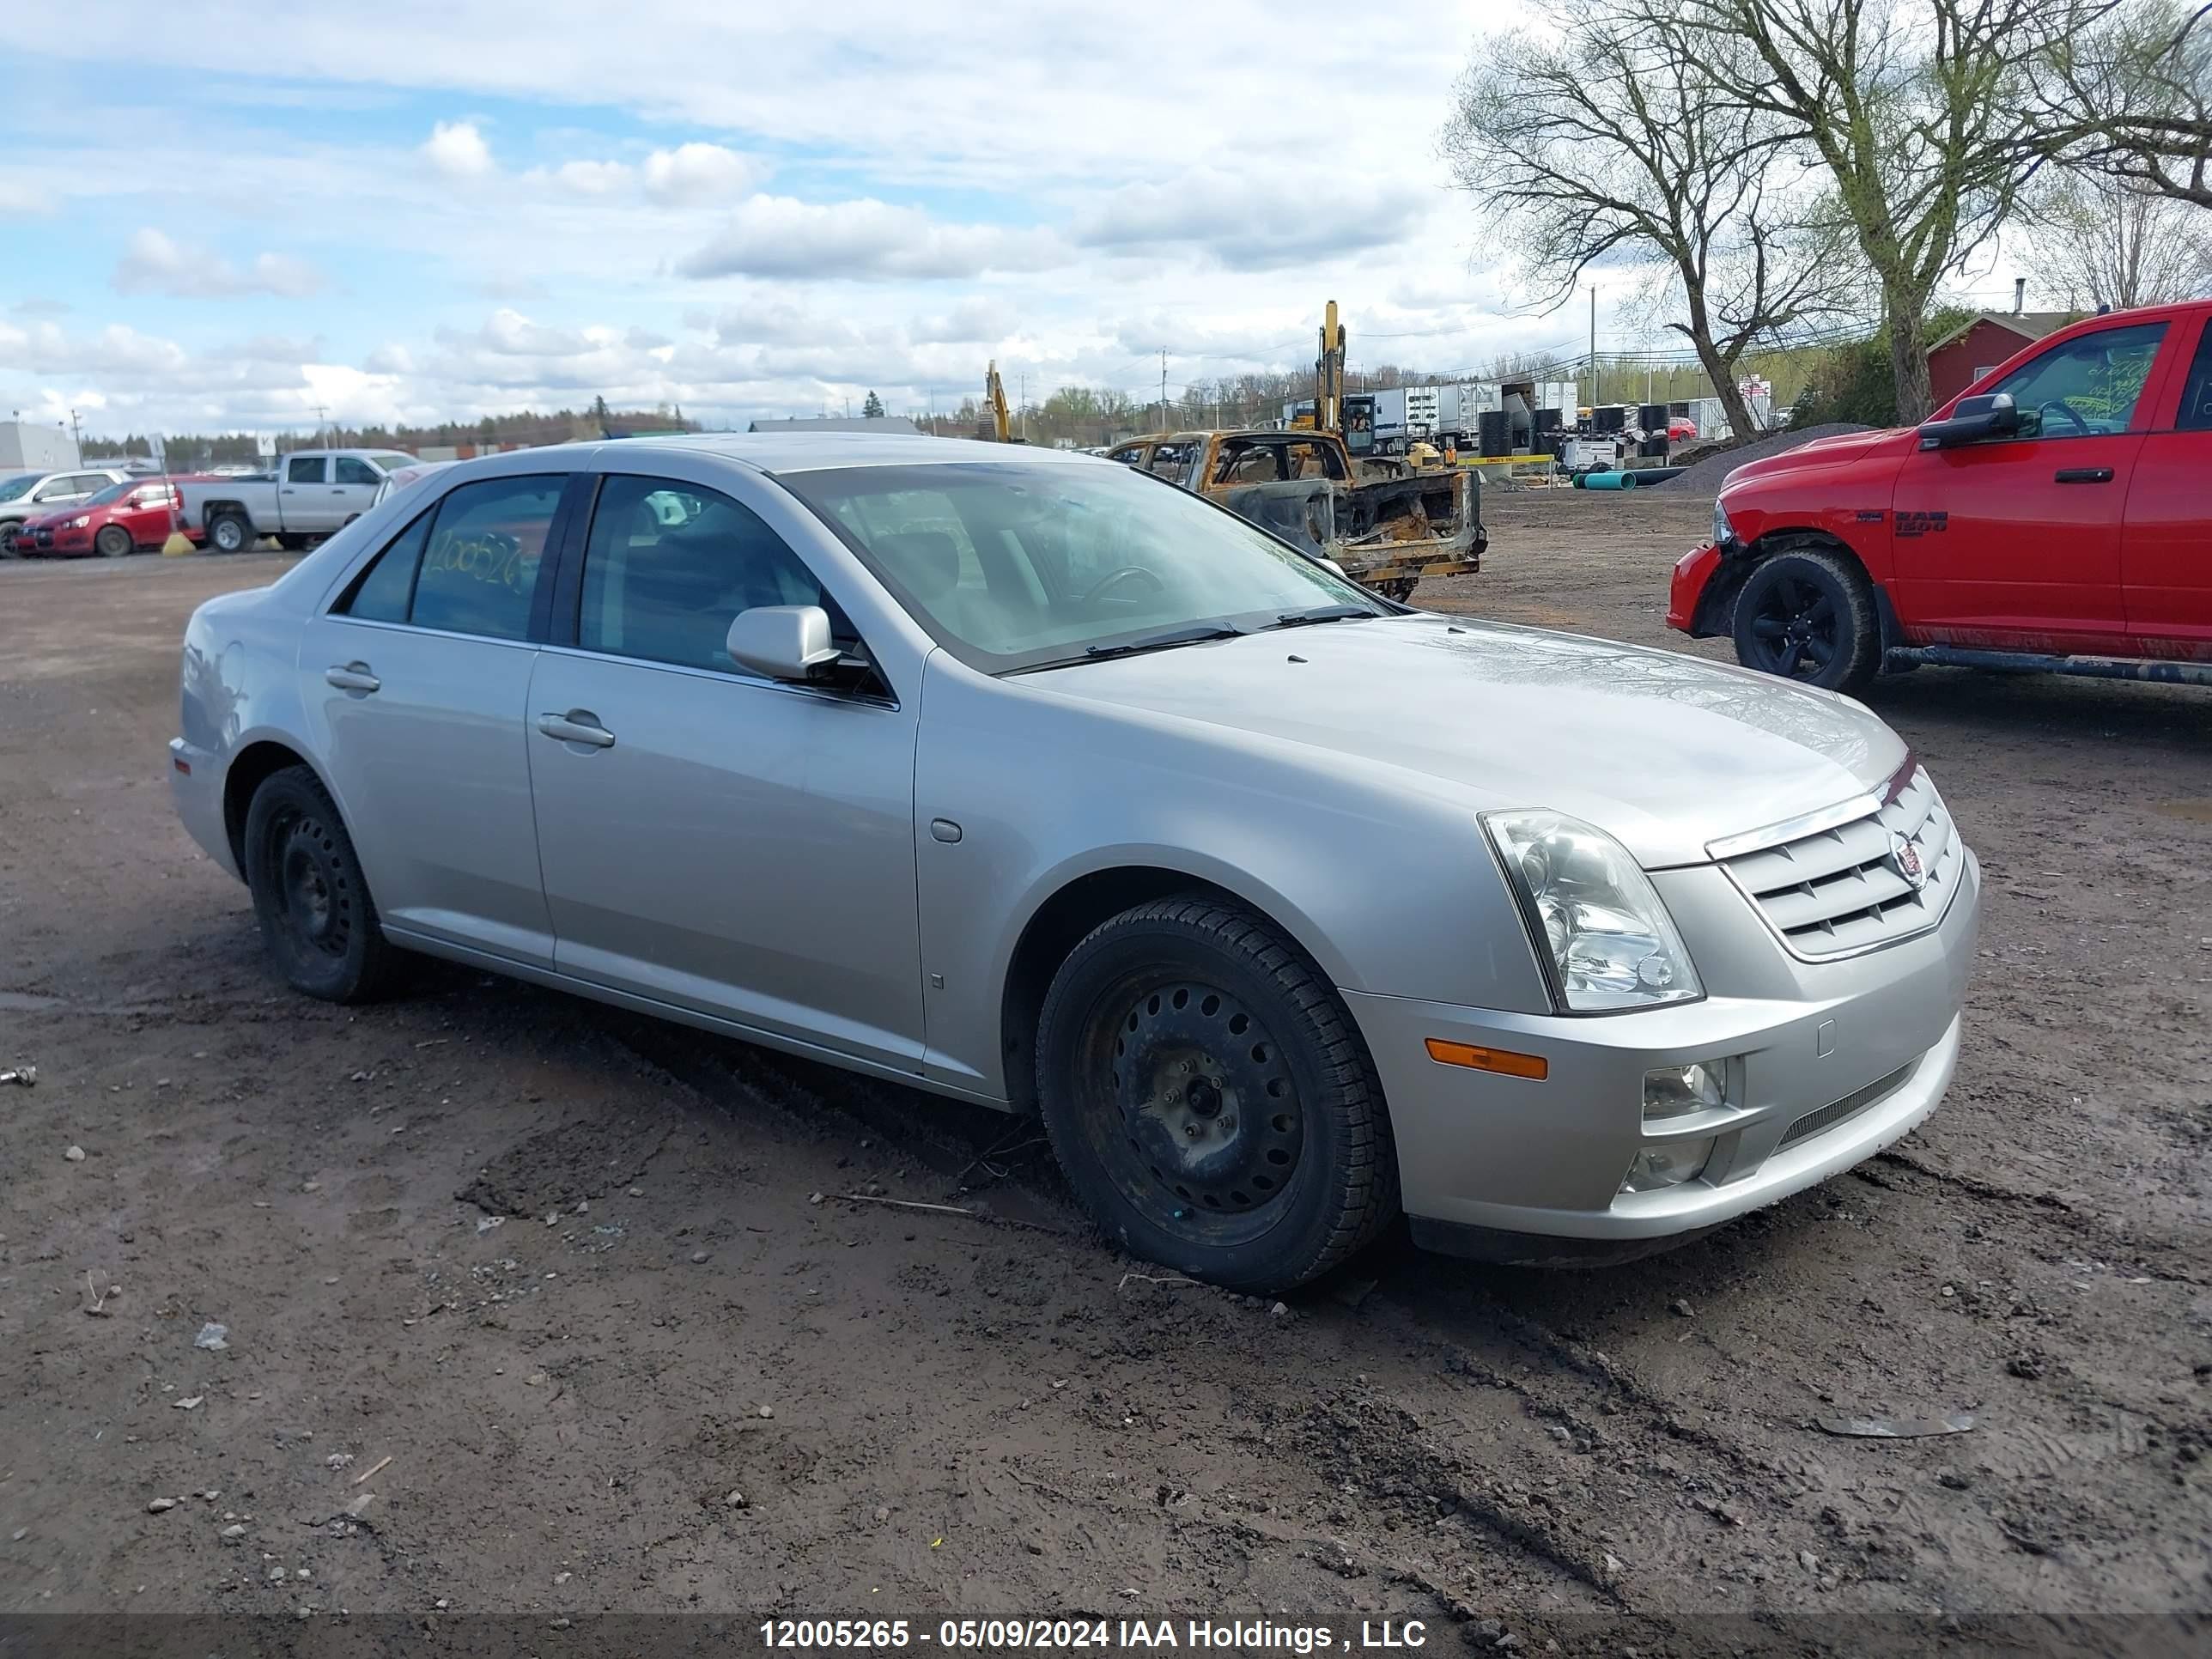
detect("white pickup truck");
top-left (179, 447), bottom-right (418, 552)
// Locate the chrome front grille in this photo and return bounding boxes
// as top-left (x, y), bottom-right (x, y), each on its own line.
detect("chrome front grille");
top-left (1722, 766), bottom-right (1962, 959)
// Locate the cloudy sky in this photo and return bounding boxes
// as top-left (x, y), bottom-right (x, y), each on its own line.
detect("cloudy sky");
top-left (0, 1), bottom-right (1609, 439)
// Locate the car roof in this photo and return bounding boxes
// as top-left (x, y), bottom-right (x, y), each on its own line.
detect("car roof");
top-left (434, 432), bottom-right (1109, 478)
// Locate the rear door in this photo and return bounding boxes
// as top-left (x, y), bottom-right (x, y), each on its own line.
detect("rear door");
top-left (295, 471), bottom-right (574, 966)
top-left (1887, 319), bottom-right (2169, 653)
top-left (281, 453), bottom-right (335, 532)
top-left (2123, 314), bottom-right (2212, 659)
top-left (120, 482), bottom-right (175, 545)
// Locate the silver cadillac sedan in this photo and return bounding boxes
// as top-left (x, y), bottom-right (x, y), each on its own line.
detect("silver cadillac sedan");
top-left (170, 434), bottom-right (1978, 1292)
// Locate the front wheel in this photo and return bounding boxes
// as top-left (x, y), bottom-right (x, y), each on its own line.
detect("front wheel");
top-left (1729, 546), bottom-right (1880, 695)
top-left (95, 525), bottom-right (133, 558)
top-left (243, 765), bottom-right (398, 1002)
top-left (1036, 896), bottom-right (1397, 1294)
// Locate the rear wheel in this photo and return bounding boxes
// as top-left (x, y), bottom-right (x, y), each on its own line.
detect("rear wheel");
top-left (209, 514), bottom-right (252, 554)
top-left (243, 766), bottom-right (398, 1002)
top-left (1729, 545), bottom-right (1880, 695)
top-left (1036, 896), bottom-right (1397, 1294)
top-left (95, 525), bottom-right (133, 558)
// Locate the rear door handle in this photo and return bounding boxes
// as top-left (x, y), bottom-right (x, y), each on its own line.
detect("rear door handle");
top-left (536, 711), bottom-right (616, 749)
top-left (2054, 467), bottom-right (2115, 483)
top-left (324, 663), bottom-right (380, 693)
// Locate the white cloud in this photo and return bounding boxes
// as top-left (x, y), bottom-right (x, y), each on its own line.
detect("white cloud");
top-left (552, 159), bottom-right (630, 196)
top-left (910, 296), bottom-right (1018, 344)
top-left (1073, 170), bottom-right (1433, 272)
top-left (679, 194), bottom-right (1064, 281)
top-left (421, 119), bottom-right (493, 179)
top-left (112, 228), bottom-right (325, 299)
top-left (641, 143), bottom-right (757, 204)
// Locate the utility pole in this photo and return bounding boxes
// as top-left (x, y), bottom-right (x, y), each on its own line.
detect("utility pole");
top-left (1018, 372), bottom-right (1026, 441)
top-left (311, 404), bottom-right (328, 445)
top-left (1160, 349), bottom-right (1169, 434)
top-left (69, 409), bottom-right (82, 461)
top-left (1589, 289), bottom-right (1598, 409)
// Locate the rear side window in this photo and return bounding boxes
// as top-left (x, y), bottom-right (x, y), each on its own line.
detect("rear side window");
top-left (287, 455), bottom-right (327, 484)
top-left (336, 509), bottom-right (432, 623)
top-left (577, 475), bottom-right (830, 673)
top-left (2177, 325), bottom-right (2212, 433)
top-left (409, 476), bottom-right (563, 641)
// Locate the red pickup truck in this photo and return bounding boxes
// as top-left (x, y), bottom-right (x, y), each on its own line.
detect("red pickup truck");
top-left (1668, 299), bottom-right (2212, 693)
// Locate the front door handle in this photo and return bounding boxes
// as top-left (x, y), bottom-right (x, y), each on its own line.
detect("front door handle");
top-left (2054, 467), bottom-right (2115, 483)
top-left (325, 662), bottom-right (380, 693)
top-left (536, 711), bottom-right (616, 749)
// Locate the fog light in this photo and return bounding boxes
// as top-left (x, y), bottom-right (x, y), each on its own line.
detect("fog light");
top-left (1621, 1137), bottom-right (1716, 1193)
top-left (1644, 1061), bottom-right (1724, 1120)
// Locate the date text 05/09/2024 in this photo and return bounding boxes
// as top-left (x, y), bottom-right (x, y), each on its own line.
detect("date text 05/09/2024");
top-left (758, 1619), bottom-right (1431, 1651)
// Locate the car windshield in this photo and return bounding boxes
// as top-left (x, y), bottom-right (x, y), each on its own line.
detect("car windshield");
top-left (781, 459), bottom-right (1382, 674)
top-left (368, 453), bottom-right (415, 471)
top-left (85, 481), bottom-right (137, 507)
top-left (0, 474), bottom-right (37, 503)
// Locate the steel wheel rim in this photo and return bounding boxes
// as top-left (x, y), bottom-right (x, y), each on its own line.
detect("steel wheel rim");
top-left (270, 811), bottom-right (351, 960)
top-left (1078, 973), bottom-right (1305, 1243)
top-left (1747, 574), bottom-right (1837, 680)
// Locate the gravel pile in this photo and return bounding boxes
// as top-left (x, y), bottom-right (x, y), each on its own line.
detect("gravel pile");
top-left (1667, 422), bottom-right (1875, 494)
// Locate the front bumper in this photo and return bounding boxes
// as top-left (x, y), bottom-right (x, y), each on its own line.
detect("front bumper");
top-left (1666, 541), bottom-right (1723, 634)
top-left (1346, 846), bottom-right (1979, 1253)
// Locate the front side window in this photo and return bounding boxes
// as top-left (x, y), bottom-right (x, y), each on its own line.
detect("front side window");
top-left (333, 456), bottom-right (380, 486)
top-left (578, 475), bottom-right (831, 674)
top-left (1989, 322), bottom-right (2167, 439)
top-left (1146, 440), bottom-right (1200, 482)
top-left (784, 459), bottom-right (1380, 675)
top-left (408, 475), bottom-right (563, 640)
top-left (33, 478), bottom-right (80, 501)
top-left (2176, 324), bottom-right (2212, 433)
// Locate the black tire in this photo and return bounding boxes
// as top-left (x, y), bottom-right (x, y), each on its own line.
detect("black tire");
top-left (1729, 544), bottom-right (1880, 695)
top-left (242, 765), bottom-right (398, 1003)
top-left (209, 514), bottom-right (252, 554)
top-left (0, 524), bottom-right (19, 559)
top-left (277, 533), bottom-right (311, 552)
top-left (94, 525), bottom-right (133, 559)
top-left (1035, 896), bottom-right (1398, 1294)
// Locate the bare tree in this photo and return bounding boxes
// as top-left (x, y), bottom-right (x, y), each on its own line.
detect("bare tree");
top-left (1443, 8), bottom-right (1840, 439)
top-left (2039, 2), bottom-right (2212, 209)
top-left (1681, 0), bottom-right (2122, 422)
top-left (2025, 166), bottom-right (2212, 305)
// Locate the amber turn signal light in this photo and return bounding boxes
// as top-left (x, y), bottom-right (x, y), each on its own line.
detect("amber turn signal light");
top-left (1424, 1038), bottom-right (1547, 1080)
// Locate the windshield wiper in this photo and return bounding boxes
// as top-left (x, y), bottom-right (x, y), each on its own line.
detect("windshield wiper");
top-left (1266, 605), bottom-right (1380, 629)
top-left (1084, 623), bottom-right (1248, 660)
top-left (1009, 623), bottom-right (1248, 674)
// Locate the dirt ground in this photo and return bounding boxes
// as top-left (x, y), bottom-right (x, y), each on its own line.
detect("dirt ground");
top-left (2, 489), bottom-right (2208, 1653)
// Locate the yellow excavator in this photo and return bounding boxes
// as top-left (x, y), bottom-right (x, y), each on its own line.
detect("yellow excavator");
top-left (981, 360), bottom-right (1015, 442)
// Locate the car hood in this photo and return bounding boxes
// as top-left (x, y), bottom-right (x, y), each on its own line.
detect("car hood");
top-left (1721, 426), bottom-right (1917, 490)
top-left (1030, 613), bottom-right (1905, 867)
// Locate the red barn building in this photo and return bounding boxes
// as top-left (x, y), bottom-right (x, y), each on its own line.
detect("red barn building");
top-left (1926, 308), bottom-right (2085, 407)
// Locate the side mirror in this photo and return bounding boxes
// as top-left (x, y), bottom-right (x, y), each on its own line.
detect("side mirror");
top-left (1917, 392), bottom-right (2018, 450)
top-left (726, 605), bottom-right (842, 682)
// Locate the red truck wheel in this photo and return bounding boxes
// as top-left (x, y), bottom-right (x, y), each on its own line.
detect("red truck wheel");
top-left (1729, 547), bottom-right (1880, 696)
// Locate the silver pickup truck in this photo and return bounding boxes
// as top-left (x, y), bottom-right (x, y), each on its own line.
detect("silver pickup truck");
top-left (179, 448), bottom-right (418, 552)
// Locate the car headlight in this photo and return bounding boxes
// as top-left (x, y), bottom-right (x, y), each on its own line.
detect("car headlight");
top-left (1484, 811), bottom-right (1703, 1012)
top-left (1711, 497), bottom-right (1735, 546)
top-left (64, 515), bottom-right (90, 529)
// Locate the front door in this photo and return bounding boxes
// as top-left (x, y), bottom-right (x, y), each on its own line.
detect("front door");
top-left (2124, 316), bottom-right (2212, 660)
top-left (296, 471), bottom-right (572, 965)
top-left (331, 455), bottom-right (385, 526)
top-left (526, 471), bottom-right (925, 1072)
top-left (1887, 319), bottom-right (2170, 653)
